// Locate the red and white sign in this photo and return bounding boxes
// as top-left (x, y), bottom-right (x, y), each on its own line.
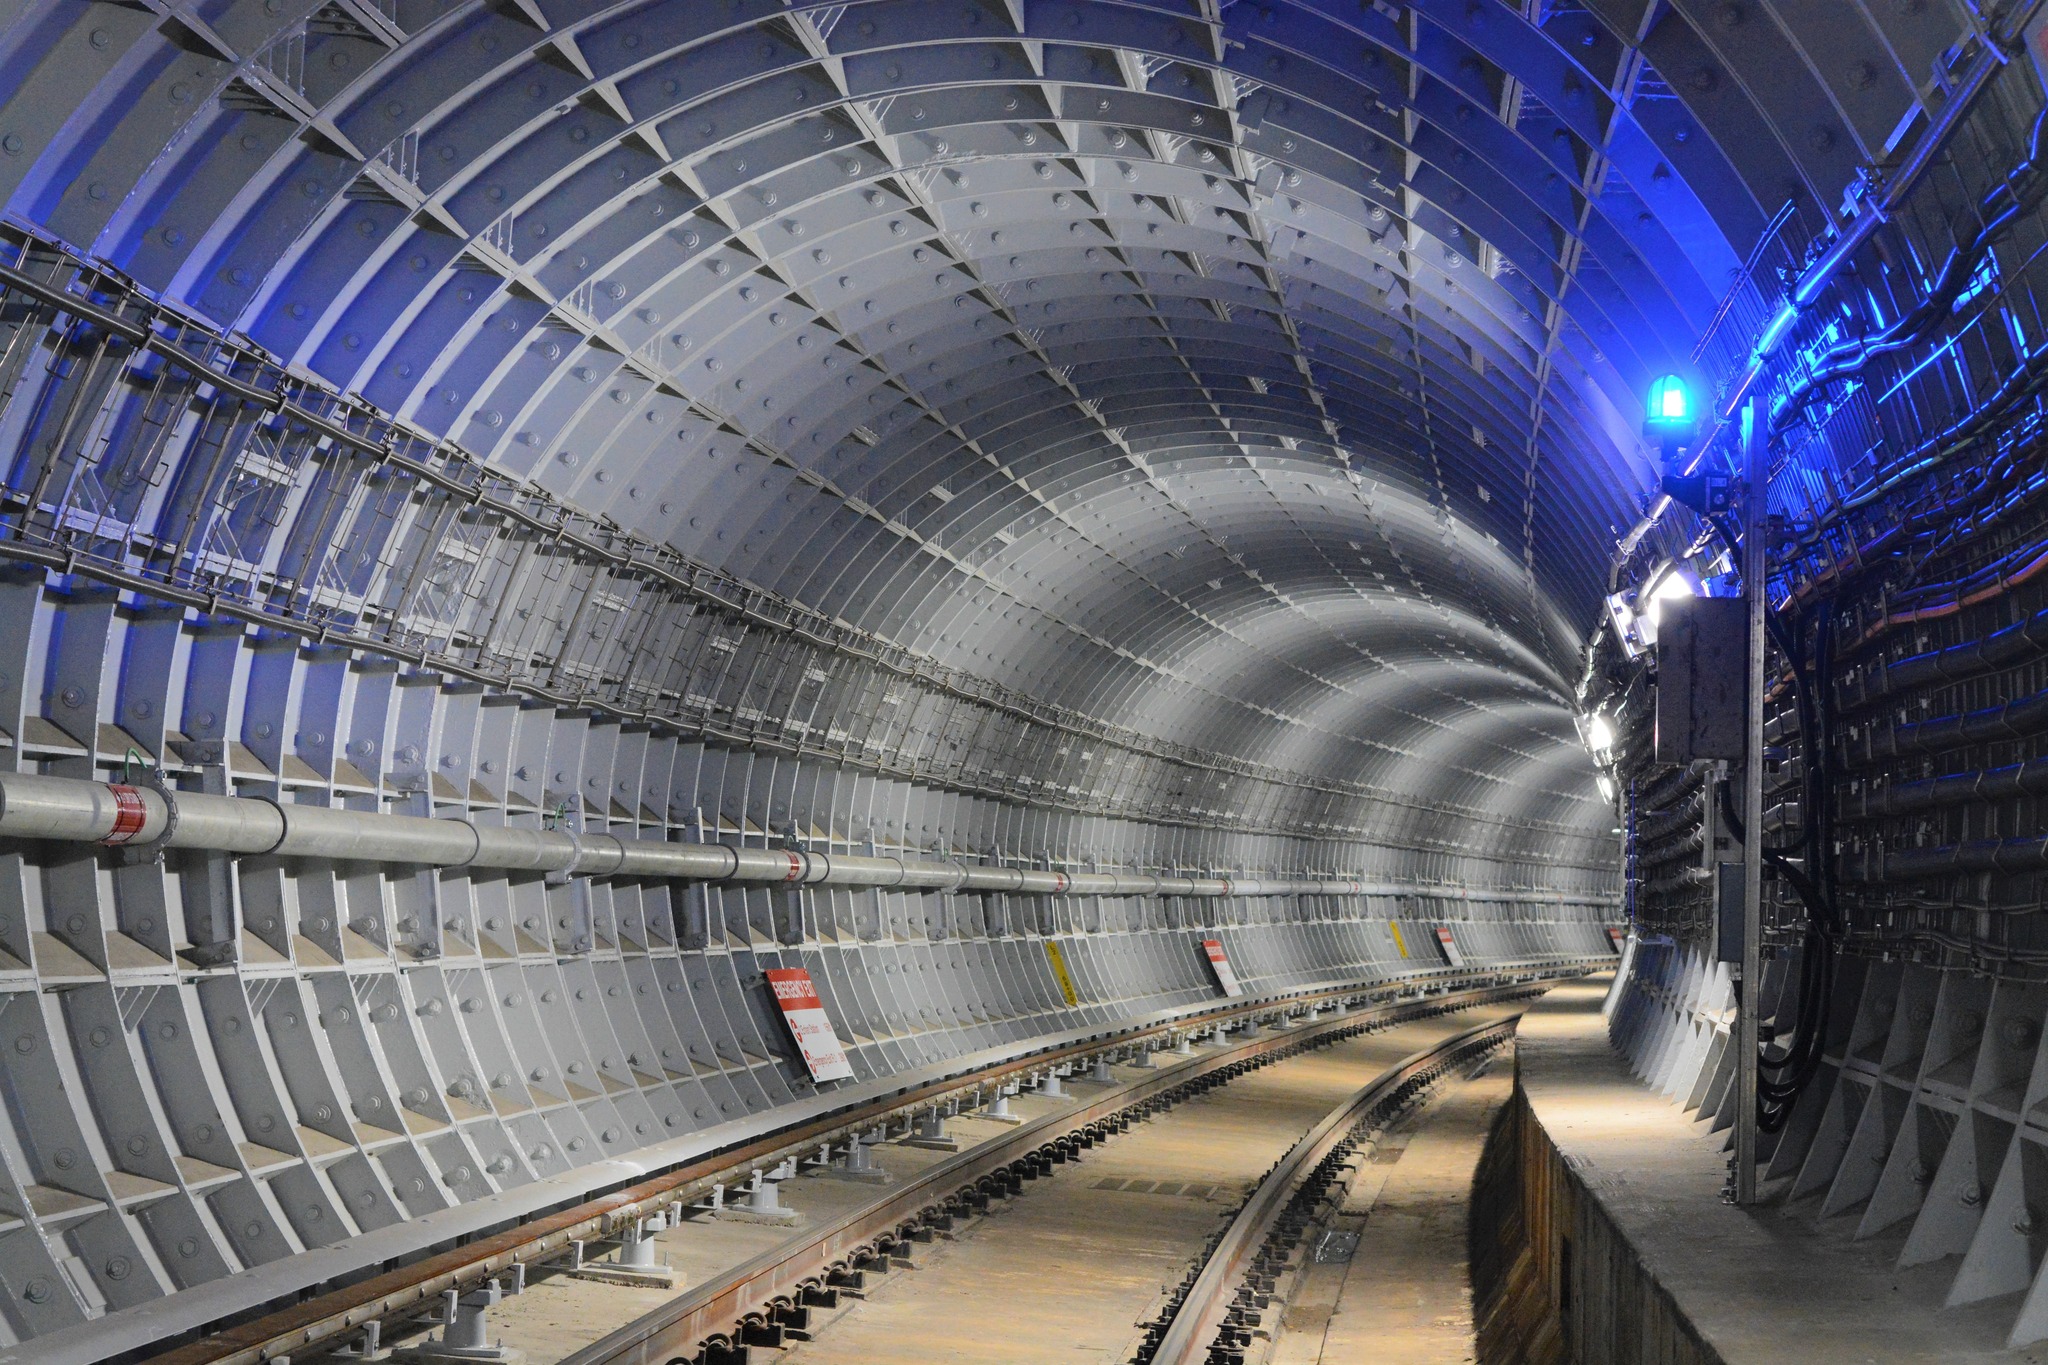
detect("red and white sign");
top-left (764, 967), bottom-right (854, 1083)
top-left (1607, 926), bottom-right (1628, 955)
top-left (1435, 927), bottom-right (1466, 967)
top-left (1201, 938), bottom-right (1243, 997)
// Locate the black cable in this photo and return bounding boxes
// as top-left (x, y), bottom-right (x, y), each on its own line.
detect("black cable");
top-left (1702, 515), bottom-right (1840, 1132)
top-left (1760, 936), bottom-right (1835, 1133)
top-left (1714, 776), bottom-right (1803, 861)
top-left (1770, 108), bottom-right (2048, 442)
top-left (1813, 606), bottom-right (1839, 923)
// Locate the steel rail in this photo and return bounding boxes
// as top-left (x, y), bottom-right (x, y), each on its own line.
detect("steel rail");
top-left (557, 984), bottom-right (1541, 1365)
top-left (1145, 1015), bottom-right (1521, 1365)
top-left (135, 970), bottom-right (1575, 1365)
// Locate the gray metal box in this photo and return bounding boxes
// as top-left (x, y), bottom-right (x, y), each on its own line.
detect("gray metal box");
top-left (1715, 860), bottom-right (1745, 962)
top-left (1655, 595), bottom-right (1748, 763)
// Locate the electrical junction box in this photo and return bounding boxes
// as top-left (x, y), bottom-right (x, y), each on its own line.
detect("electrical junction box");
top-left (1716, 861), bottom-right (1745, 963)
top-left (1655, 595), bottom-right (1748, 763)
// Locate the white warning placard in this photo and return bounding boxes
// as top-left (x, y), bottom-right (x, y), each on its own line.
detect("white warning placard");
top-left (765, 967), bottom-right (855, 1082)
top-left (1435, 926), bottom-right (1466, 967)
top-left (1201, 937), bottom-right (1243, 997)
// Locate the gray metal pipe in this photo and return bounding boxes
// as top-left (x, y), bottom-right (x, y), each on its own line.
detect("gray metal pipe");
top-left (0, 772), bottom-right (1616, 905)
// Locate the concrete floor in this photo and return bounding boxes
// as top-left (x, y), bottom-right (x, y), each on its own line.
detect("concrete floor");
top-left (380, 1071), bottom-right (1113, 1364)
top-left (777, 1006), bottom-right (1522, 1365)
top-left (1270, 1061), bottom-right (1512, 1365)
top-left (1518, 979), bottom-right (2048, 1364)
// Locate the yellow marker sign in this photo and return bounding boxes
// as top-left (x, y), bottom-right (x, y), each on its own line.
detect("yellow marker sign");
top-left (1044, 940), bottom-right (1080, 1006)
top-left (1389, 922), bottom-right (1409, 959)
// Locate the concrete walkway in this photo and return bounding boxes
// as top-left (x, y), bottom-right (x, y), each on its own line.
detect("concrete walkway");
top-left (1517, 979), bottom-right (2033, 1364)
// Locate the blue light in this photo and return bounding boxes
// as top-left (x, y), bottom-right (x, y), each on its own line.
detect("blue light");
top-left (1644, 374), bottom-right (1696, 438)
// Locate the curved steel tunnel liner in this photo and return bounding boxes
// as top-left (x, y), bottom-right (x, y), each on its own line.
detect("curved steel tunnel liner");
top-left (11, 0), bottom-right (1984, 1350)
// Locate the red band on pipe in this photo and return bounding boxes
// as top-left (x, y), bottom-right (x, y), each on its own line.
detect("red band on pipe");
top-left (101, 784), bottom-right (147, 846)
top-left (782, 850), bottom-right (804, 884)
top-left (1053, 872), bottom-right (1069, 893)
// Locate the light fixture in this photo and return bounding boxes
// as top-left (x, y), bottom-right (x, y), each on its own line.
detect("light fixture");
top-left (1640, 562), bottom-right (1703, 637)
top-left (1604, 560), bottom-right (1703, 657)
top-left (1644, 373), bottom-right (1697, 443)
top-left (1596, 774), bottom-right (1616, 803)
top-left (1603, 590), bottom-right (1641, 657)
top-left (1584, 712), bottom-right (1615, 756)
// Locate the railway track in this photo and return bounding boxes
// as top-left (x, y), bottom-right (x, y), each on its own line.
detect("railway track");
top-left (140, 966), bottom-right (1583, 1365)
top-left (1136, 1017), bottom-right (1517, 1365)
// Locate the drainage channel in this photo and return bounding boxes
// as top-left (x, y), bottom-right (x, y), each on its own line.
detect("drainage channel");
top-left (328, 980), bottom-right (1561, 1365)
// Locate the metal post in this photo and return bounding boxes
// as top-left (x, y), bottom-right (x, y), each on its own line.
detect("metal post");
top-left (617, 1220), bottom-right (658, 1269)
top-left (905, 1105), bottom-right (960, 1152)
top-left (1737, 399), bottom-right (1766, 1205)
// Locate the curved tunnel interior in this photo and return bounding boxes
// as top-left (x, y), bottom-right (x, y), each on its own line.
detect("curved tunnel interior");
top-left (0, 0), bottom-right (2036, 1355)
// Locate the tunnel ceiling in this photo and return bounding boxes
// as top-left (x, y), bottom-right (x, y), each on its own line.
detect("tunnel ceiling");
top-left (0, 0), bottom-right (1970, 873)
